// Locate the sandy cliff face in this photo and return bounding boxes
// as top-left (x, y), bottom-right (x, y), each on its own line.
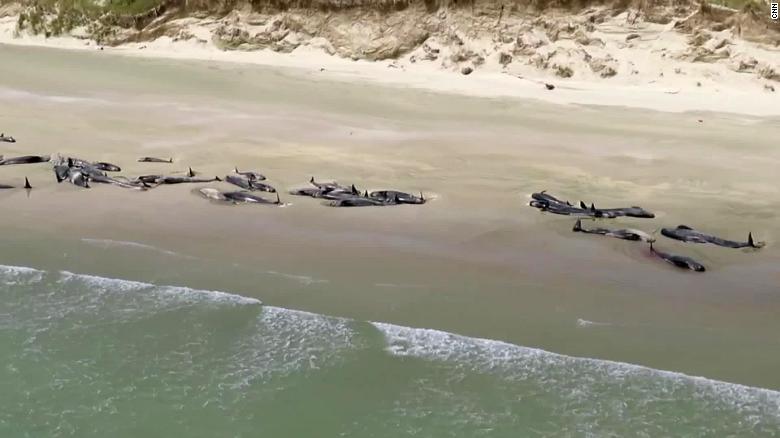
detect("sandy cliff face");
top-left (4, 0), bottom-right (780, 87)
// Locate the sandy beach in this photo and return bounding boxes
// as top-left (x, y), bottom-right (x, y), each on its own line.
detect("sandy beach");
top-left (1, 2), bottom-right (780, 435)
top-left (1, 1), bottom-right (779, 116)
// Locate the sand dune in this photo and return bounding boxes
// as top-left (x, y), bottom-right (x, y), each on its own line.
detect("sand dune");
top-left (1, 0), bottom-right (779, 115)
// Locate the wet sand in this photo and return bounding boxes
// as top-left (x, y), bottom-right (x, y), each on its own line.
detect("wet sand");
top-left (1, 44), bottom-right (780, 389)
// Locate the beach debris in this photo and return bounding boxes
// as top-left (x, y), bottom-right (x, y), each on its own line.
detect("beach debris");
top-left (461, 66), bottom-right (473, 75)
top-left (544, 83), bottom-right (555, 90)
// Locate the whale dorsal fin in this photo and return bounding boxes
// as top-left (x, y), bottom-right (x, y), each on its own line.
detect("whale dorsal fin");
top-left (748, 232), bottom-right (755, 247)
top-left (573, 219), bottom-right (582, 232)
top-left (590, 203), bottom-right (596, 211)
top-left (24, 177), bottom-right (31, 189)
top-left (276, 193), bottom-right (281, 204)
top-left (580, 201), bottom-right (587, 209)
top-left (420, 191), bottom-right (425, 201)
top-left (677, 225), bottom-right (693, 230)
top-left (187, 167), bottom-right (195, 177)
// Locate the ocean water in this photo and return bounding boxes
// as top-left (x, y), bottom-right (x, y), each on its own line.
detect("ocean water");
top-left (2, 264), bottom-right (778, 437)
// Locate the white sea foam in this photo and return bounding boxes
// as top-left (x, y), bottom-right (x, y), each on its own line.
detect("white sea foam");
top-left (576, 318), bottom-right (613, 328)
top-left (222, 306), bottom-right (356, 389)
top-left (0, 264), bottom-right (45, 285)
top-left (0, 87), bottom-right (108, 105)
top-left (371, 322), bottom-right (780, 420)
top-left (80, 238), bottom-right (193, 259)
top-left (266, 270), bottom-right (328, 286)
top-left (58, 270), bottom-right (261, 306)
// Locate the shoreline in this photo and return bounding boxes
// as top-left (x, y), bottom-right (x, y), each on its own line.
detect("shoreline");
top-left (2, 38), bottom-right (780, 390)
top-left (1, 12), bottom-right (779, 117)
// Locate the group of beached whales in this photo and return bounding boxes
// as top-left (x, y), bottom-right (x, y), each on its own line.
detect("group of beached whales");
top-left (529, 191), bottom-right (764, 272)
top-left (0, 134), bottom-right (765, 272)
top-left (0, 147), bottom-right (427, 208)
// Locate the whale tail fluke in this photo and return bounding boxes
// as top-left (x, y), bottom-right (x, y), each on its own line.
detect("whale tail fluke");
top-left (24, 177), bottom-right (31, 189)
top-left (748, 232), bottom-right (766, 248)
top-left (573, 219), bottom-right (583, 232)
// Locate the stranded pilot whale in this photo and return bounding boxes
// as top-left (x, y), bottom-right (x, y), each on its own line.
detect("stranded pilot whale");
top-left (649, 242), bottom-right (706, 272)
top-left (0, 155), bottom-right (50, 166)
top-left (0, 177), bottom-right (32, 190)
top-left (225, 175), bottom-right (277, 193)
top-left (661, 225), bottom-right (764, 249)
top-left (529, 191), bottom-right (654, 219)
top-left (369, 190), bottom-right (426, 205)
top-left (93, 162), bottom-right (122, 172)
top-left (223, 191), bottom-right (281, 205)
top-left (138, 157), bottom-right (173, 163)
top-left (0, 133), bottom-right (16, 143)
top-left (156, 175), bottom-right (221, 184)
top-left (572, 219), bottom-right (655, 242)
top-left (234, 167), bottom-right (266, 181)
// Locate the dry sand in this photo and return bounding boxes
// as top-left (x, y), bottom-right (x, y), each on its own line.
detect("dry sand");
top-left (1, 1), bottom-right (779, 116)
